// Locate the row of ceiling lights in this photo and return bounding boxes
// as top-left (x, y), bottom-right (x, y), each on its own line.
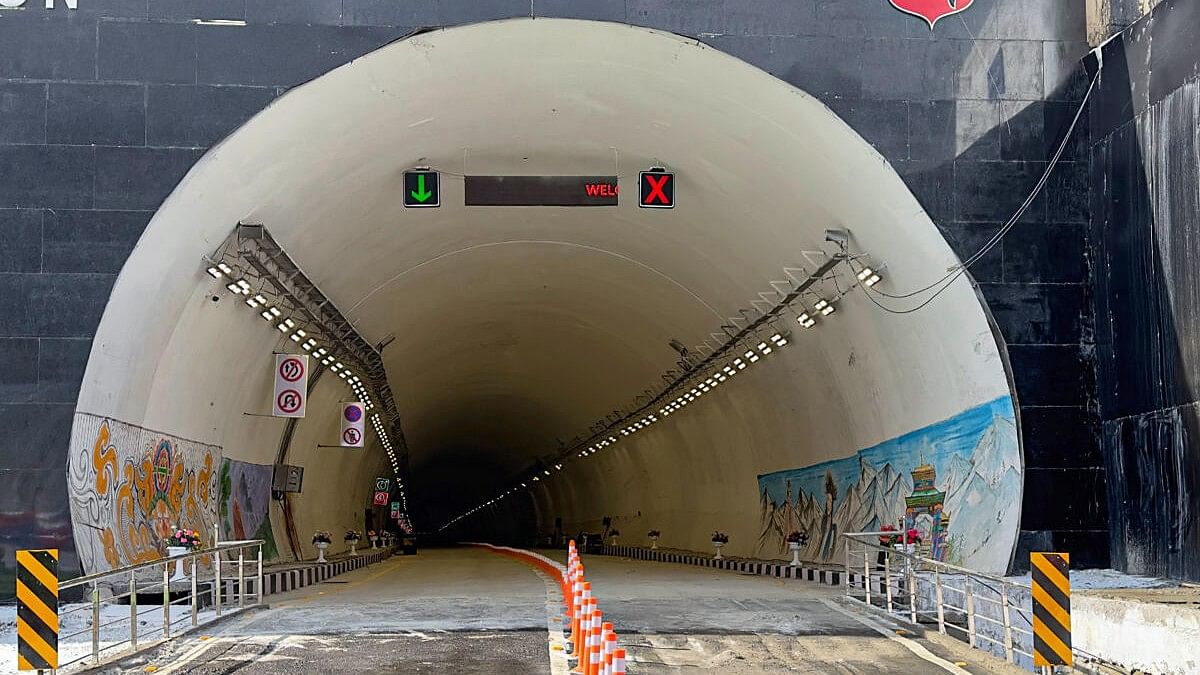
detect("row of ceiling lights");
top-left (206, 260), bottom-right (408, 505)
top-left (438, 259), bottom-right (884, 531)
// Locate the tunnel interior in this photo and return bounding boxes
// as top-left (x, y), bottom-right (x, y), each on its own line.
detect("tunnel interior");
top-left (69, 19), bottom-right (1022, 575)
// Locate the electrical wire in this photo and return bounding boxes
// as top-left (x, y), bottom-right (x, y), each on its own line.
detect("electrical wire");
top-left (860, 64), bottom-right (1100, 314)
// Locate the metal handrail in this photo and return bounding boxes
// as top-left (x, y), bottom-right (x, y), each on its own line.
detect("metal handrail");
top-left (841, 532), bottom-right (1122, 674)
top-left (52, 538), bottom-right (265, 671)
top-left (60, 540), bottom-right (262, 589)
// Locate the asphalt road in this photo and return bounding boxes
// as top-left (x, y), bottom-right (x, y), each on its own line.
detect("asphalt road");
top-left (108, 546), bottom-right (1021, 674)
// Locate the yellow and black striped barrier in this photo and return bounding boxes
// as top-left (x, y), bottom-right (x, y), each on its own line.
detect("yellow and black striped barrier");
top-left (1031, 551), bottom-right (1072, 668)
top-left (16, 549), bottom-right (59, 671)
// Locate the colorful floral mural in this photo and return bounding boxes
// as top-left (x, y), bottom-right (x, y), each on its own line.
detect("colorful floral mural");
top-left (756, 396), bottom-right (1021, 574)
top-left (219, 459), bottom-right (279, 560)
top-left (68, 413), bottom-right (221, 574)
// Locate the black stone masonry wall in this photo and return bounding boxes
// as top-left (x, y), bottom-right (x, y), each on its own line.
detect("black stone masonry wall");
top-left (1086, 0), bottom-right (1200, 581)
top-left (0, 0), bottom-right (1100, 588)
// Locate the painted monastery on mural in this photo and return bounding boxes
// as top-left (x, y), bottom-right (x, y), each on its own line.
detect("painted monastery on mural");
top-left (757, 398), bottom-right (1022, 573)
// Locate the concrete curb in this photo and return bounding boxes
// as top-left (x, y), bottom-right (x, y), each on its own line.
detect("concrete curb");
top-left (598, 545), bottom-right (845, 587)
top-left (254, 548), bottom-right (393, 597)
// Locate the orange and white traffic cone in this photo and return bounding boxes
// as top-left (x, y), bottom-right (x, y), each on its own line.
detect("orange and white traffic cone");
top-left (569, 608), bottom-right (590, 673)
top-left (601, 628), bottom-right (617, 675)
top-left (587, 625), bottom-right (603, 675)
top-left (612, 648), bottom-right (627, 675)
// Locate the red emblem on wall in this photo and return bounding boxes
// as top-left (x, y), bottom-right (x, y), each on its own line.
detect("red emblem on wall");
top-left (889, 0), bottom-right (975, 30)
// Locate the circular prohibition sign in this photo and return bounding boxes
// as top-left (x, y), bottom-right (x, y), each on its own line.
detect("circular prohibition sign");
top-left (278, 357), bottom-right (305, 382)
top-left (343, 428), bottom-right (362, 445)
top-left (276, 389), bottom-right (303, 414)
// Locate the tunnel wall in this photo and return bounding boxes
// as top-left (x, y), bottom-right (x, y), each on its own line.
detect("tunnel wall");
top-left (1086, 0), bottom-right (1200, 581)
top-left (0, 0), bottom-right (1100, 591)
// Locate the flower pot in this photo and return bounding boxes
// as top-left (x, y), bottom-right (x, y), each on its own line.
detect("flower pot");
top-left (788, 541), bottom-right (802, 567)
top-left (348, 541), bottom-right (358, 556)
top-left (167, 546), bottom-right (189, 582)
top-left (893, 543), bottom-right (916, 556)
top-left (649, 536), bottom-right (659, 550)
top-left (713, 542), bottom-right (725, 560)
top-left (611, 537), bottom-right (619, 546)
top-left (315, 541), bottom-right (329, 563)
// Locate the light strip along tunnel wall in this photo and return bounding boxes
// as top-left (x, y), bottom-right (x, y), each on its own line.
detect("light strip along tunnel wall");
top-left (69, 19), bottom-right (1023, 574)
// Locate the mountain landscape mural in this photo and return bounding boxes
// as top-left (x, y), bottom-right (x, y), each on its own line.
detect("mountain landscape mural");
top-left (757, 396), bottom-right (1021, 574)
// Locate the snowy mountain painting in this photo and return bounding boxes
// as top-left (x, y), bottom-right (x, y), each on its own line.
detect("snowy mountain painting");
top-left (756, 396), bottom-right (1021, 574)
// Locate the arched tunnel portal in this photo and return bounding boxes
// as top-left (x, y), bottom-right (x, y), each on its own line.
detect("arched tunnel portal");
top-left (69, 18), bottom-right (1022, 576)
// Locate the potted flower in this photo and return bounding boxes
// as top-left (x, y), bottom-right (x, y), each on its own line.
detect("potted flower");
top-left (647, 529), bottom-right (661, 550)
top-left (165, 527), bottom-right (201, 582)
top-left (312, 531), bottom-right (332, 563)
top-left (609, 528), bottom-right (620, 546)
top-left (785, 530), bottom-right (808, 567)
top-left (367, 530), bottom-right (379, 549)
top-left (897, 529), bottom-right (921, 556)
top-left (344, 529), bottom-right (361, 556)
top-left (711, 531), bottom-right (729, 560)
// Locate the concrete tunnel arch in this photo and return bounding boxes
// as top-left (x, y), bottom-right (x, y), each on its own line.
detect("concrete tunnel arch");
top-left (67, 18), bottom-right (1023, 575)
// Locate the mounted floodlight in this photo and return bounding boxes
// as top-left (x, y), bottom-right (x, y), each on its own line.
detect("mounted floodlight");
top-left (824, 228), bottom-right (849, 247)
top-left (206, 266), bottom-right (223, 279)
top-left (225, 282), bottom-right (241, 294)
top-left (814, 299), bottom-right (835, 316)
top-left (260, 310), bottom-right (273, 320)
top-left (796, 311), bottom-right (816, 328)
top-left (857, 267), bottom-right (882, 287)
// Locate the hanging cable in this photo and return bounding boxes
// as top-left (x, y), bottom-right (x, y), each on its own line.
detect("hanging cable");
top-left (861, 64), bottom-right (1100, 313)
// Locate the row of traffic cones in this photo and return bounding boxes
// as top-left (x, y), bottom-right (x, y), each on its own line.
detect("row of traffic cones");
top-left (563, 540), bottom-right (626, 675)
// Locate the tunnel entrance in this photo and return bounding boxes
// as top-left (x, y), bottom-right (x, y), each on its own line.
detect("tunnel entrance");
top-left (67, 18), bottom-right (1022, 577)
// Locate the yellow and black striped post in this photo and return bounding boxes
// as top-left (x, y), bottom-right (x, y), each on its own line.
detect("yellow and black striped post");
top-left (1031, 551), bottom-right (1072, 669)
top-left (15, 549), bottom-right (59, 671)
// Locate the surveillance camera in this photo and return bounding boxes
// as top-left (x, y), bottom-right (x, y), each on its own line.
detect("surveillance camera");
top-left (824, 228), bottom-right (849, 246)
top-left (211, 295), bottom-right (220, 303)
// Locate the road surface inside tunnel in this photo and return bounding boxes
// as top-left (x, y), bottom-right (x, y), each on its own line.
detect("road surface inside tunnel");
top-left (113, 546), bottom-right (1021, 674)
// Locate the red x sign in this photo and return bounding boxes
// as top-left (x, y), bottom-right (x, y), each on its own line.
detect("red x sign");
top-left (639, 171), bottom-right (675, 209)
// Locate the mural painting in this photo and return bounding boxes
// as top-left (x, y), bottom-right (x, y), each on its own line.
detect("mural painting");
top-left (757, 396), bottom-right (1021, 574)
top-left (68, 413), bottom-right (221, 574)
top-left (219, 459), bottom-right (279, 560)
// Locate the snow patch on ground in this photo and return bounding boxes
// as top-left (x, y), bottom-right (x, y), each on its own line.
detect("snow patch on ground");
top-left (1, 602), bottom-right (221, 673)
top-left (1005, 568), bottom-right (1175, 590)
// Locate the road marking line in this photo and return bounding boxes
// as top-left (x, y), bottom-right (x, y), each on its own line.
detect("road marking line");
top-left (153, 636), bottom-right (229, 674)
top-left (820, 599), bottom-right (970, 674)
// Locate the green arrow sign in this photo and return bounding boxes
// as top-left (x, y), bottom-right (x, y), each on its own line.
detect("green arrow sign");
top-left (404, 170), bottom-right (440, 208)
top-left (411, 174), bottom-right (432, 202)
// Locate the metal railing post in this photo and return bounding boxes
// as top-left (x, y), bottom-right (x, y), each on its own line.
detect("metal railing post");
top-left (906, 552), bottom-right (918, 624)
top-left (257, 544), bottom-right (264, 606)
top-left (163, 562), bottom-right (171, 640)
top-left (1001, 586), bottom-right (1014, 663)
top-left (129, 570), bottom-right (138, 651)
top-left (844, 541), bottom-right (851, 596)
top-left (883, 550), bottom-right (894, 614)
top-left (214, 548), bottom-right (222, 617)
top-left (965, 577), bottom-right (976, 648)
top-left (237, 549), bottom-right (246, 609)
top-left (191, 554), bottom-right (199, 628)
top-left (863, 548), bottom-right (872, 606)
top-left (934, 568), bottom-right (946, 634)
top-left (91, 582), bottom-right (100, 664)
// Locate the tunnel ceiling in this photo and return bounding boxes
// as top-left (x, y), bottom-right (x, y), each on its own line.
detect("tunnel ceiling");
top-left (79, 19), bottom-right (1012, 523)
